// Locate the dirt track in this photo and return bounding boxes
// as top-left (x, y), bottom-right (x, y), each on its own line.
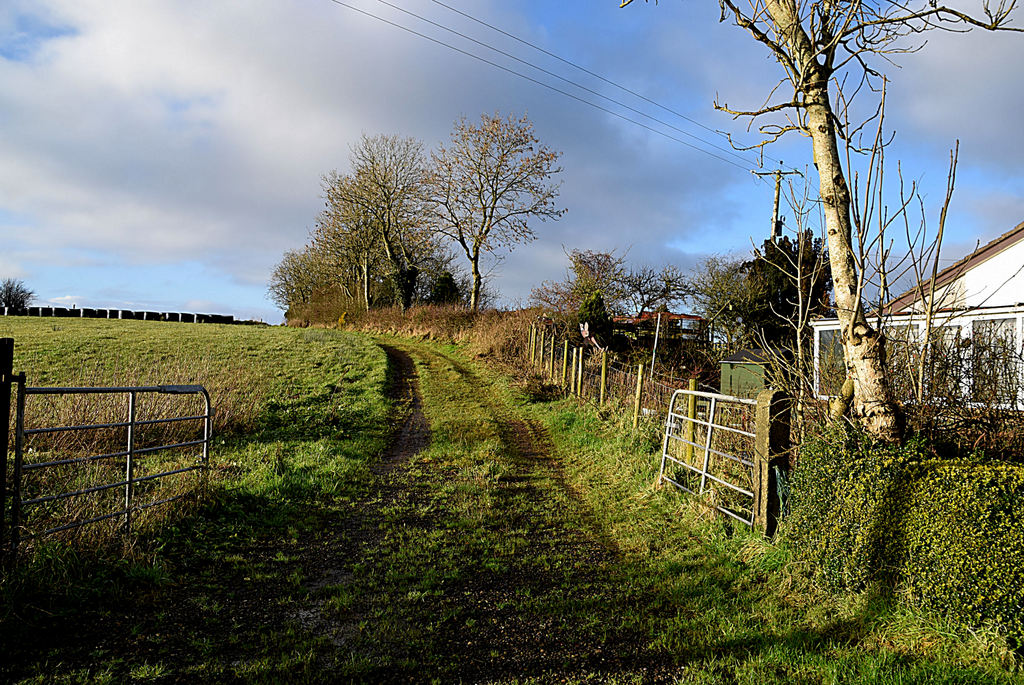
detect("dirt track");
top-left (325, 339), bottom-right (680, 682)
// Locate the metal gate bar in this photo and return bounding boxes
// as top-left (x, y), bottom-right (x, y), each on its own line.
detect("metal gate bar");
top-left (9, 381), bottom-right (211, 558)
top-left (659, 388), bottom-right (757, 526)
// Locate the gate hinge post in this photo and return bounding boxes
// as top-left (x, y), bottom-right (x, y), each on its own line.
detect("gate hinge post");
top-left (753, 389), bottom-right (791, 536)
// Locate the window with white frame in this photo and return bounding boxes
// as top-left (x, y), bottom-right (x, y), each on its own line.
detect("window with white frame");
top-left (970, 317), bottom-right (1020, 406)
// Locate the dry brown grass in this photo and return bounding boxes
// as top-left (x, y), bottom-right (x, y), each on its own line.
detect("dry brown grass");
top-left (341, 305), bottom-right (538, 365)
top-left (18, 348), bottom-right (268, 457)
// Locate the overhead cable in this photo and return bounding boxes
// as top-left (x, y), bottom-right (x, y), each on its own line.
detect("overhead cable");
top-left (425, 0), bottom-right (796, 173)
top-left (327, 0), bottom-right (757, 173)
top-left (372, 0), bottom-right (756, 168)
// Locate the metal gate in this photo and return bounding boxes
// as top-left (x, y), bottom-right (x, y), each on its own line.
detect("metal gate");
top-left (5, 375), bottom-right (212, 560)
top-left (659, 388), bottom-right (758, 526)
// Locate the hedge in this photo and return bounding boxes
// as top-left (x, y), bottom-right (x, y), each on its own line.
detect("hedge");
top-left (785, 427), bottom-right (1024, 643)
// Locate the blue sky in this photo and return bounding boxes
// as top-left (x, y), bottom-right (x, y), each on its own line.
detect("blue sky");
top-left (1, 0), bottom-right (1023, 322)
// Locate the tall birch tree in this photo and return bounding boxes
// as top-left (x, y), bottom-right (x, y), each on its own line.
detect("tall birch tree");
top-left (622, 0), bottom-right (1022, 441)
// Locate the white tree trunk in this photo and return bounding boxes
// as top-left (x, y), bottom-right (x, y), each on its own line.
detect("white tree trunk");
top-left (470, 255), bottom-right (482, 312)
top-left (805, 84), bottom-right (901, 441)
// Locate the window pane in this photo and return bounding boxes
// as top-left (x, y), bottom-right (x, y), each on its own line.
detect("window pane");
top-left (818, 329), bottom-right (844, 395)
top-left (972, 318), bottom-right (1019, 405)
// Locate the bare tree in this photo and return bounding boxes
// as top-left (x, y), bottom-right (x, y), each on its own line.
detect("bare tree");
top-left (267, 248), bottom-right (332, 314)
top-left (621, 264), bottom-right (689, 316)
top-left (530, 248), bottom-right (629, 314)
top-left (748, 176), bottom-right (835, 438)
top-left (686, 255), bottom-right (764, 350)
top-left (0, 278), bottom-right (34, 310)
top-left (316, 172), bottom-right (387, 311)
top-left (622, 0), bottom-right (1022, 441)
top-left (329, 134), bottom-right (436, 311)
top-left (429, 112), bottom-right (565, 311)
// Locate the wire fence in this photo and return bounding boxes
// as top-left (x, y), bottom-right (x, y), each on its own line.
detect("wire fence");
top-left (526, 323), bottom-right (786, 533)
top-left (527, 325), bottom-right (719, 424)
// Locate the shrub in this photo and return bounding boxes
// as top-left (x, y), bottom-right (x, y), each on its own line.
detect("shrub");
top-left (577, 290), bottom-right (612, 345)
top-left (786, 426), bottom-right (1024, 644)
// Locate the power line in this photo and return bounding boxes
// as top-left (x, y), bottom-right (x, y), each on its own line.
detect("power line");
top-left (371, 0), bottom-right (756, 168)
top-left (326, 0), bottom-right (758, 173)
top-left (426, 0), bottom-right (795, 173)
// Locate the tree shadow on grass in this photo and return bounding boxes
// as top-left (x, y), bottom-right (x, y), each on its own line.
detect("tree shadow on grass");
top-left (0, 443), bottom-right (380, 683)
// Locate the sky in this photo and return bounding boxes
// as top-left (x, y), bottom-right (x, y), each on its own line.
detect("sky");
top-left (1, 0), bottom-right (1023, 323)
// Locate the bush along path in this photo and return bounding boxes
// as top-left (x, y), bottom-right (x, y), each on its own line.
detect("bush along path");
top-left (2, 334), bottom-right (1020, 683)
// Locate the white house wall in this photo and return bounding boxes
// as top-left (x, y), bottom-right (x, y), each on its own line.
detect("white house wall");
top-left (937, 238), bottom-right (1024, 310)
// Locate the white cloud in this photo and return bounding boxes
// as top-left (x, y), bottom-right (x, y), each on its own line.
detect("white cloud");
top-left (2, 0), bottom-right (1019, 319)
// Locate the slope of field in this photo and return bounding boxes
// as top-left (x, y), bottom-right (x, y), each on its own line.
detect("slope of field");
top-left (0, 318), bottom-right (392, 682)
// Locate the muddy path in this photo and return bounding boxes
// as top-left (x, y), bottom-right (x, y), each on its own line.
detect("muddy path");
top-left (332, 339), bottom-right (683, 682)
top-left (375, 344), bottom-right (431, 474)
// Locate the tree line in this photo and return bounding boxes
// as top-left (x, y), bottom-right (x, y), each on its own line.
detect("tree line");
top-left (529, 234), bottom-right (831, 354)
top-left (269, 112), bottom-right (564, 320)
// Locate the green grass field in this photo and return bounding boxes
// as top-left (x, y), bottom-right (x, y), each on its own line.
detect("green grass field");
top-left (1, 318), bottom-right (393, 681)
top-left (0, 319), bottom-right (1019, 683)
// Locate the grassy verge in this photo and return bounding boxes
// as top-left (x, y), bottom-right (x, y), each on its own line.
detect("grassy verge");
top-left (519, 383), bottom-right (1022, 682)
top-left (1, 319), bottom-right (391, 682)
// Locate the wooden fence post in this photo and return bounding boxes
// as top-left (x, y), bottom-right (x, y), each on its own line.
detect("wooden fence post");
top-left (528, 324), bottom-right (536, 364)
top-left (561, 340), bottom-right (569, 386)
top-left (684, 378), bottom-right (697, 463)
top-left (599, 350), bottom-right (608, 405)
top-left (0, 338), bottom-right (12, 558)
top-left (548, 337), bottom-right (556, 377)
top-left (569, 347), bottom-right (577, 395)
top-left (752, 389), bottom-right (791, 536)
top-left (574, 347), bottom-right (580, 395)
top-left (632, 364), bottom-right (646, 429)
top-left (538, 327), bottom-right (546, 370)
top-left (577, 348), bottom-right (585, 395)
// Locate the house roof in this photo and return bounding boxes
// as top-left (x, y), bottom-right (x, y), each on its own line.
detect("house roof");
top-left (886, 220), bottom-right (1024, 314)
top-left (612, 311), bottom-right (703, 325)
top-left (720, 348), bottom-right (769, 365)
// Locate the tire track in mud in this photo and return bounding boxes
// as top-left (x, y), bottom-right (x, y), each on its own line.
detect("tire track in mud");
top-left (360, 341), bottom-right (676, 682)
top-left (293, 344), bottom-right (431, 648)
top-left (375, 344), bottom-right (431, 474)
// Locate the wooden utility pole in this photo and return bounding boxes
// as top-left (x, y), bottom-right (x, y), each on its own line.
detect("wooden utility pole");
top-left (754, 166), bottom-right (800, 242)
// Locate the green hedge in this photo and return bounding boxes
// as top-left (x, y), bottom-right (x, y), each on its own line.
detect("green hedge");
top-left (786, 427), bottom-right (1024, 643)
